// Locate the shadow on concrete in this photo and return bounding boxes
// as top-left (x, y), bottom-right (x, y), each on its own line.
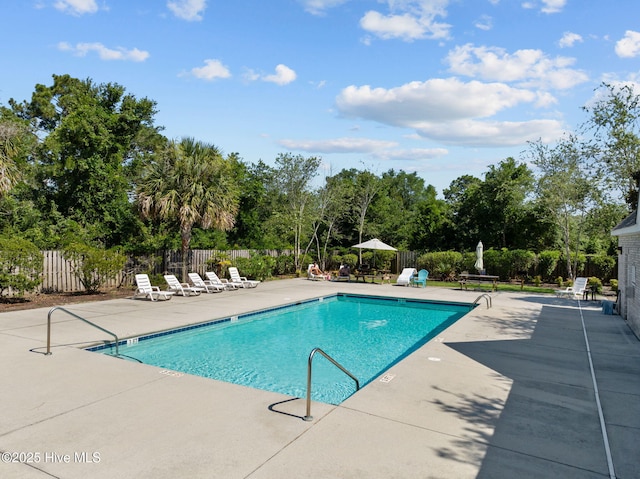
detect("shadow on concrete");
top-left (436, 302), bottom-right (639, 478)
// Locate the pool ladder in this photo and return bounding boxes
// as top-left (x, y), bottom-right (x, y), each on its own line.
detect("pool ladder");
top-left (473, 293), bottom-right (492, 309)
top-left (303, 347), bottom-right (359, 422)
top-left (46, 306), bottom-right (120, 356)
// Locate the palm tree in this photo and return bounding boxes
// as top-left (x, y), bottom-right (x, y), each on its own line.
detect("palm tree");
top-left (0, 122), bottom-right (26, 195)
top-left (137, 137), bottom-right (239, 280)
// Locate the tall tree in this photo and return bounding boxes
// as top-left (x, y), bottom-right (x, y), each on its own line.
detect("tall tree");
top-left (353, 170), bottom-right (381, 262)
top-left (271, 153), bottom-right (321, 271)
top-left (137, 137), bottom-right (240, 280)
top-left (443, 175), bottom-right (483, 250)
top-left (306, 170), bottom-right (352, 268)
top-left (10, 74), bottom-right (164, 246)
top-left (0, 115), bottom-right (29, 195)
top-left (479, 157), bottom-right (534, 248)
top-left (227, 160), bottom-right (281, 249)
top-left (527, 136), bottom-right (599, 279)
top-left (583, 82), bottom-right (640, 209)
top-left (409, 184), bottom-right (450, 251)
top-left (371, 170), bottom-right (431, 249)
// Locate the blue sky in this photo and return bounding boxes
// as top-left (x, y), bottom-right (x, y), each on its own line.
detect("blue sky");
top-left (1, 0), bottom-right (639, 195)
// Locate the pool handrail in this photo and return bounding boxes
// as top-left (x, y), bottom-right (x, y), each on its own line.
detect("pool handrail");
top-left (46, 306), bottom-right (119, 356)
top-left (303, 347), bottom-right (359, 421)
top-left (473, 293), bottom-right (492, 309)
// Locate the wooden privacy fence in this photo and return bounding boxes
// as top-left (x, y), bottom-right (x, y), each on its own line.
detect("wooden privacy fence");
top-left (39, 249), bottom-right (292, 293)
top-left (41, 250), bottom-right (106, 293)
top-left (40, 249), bottom-right (410, 293)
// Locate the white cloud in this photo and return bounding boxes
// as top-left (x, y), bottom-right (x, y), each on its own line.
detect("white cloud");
top-left (187, 59), bottom-right (231, 80)
top-left (409, 118), bottom-right (564, 146)
top-left (278, 138), bottom-right (449, 164)
top-left (335, 77), bottom-right (565, 147)
top-left (262, 64), bottom-right (297, 85)
top-left (445, 43), bottom-right (588, 90)
top-left (337, 78), bottom-right (536, 123)
top-left (474, 15), bottom-right (493, 31)
top-left (54, 0), bottom-right (98, 16)
top-left (298, 0), bottom-right (348, 16)
top-left (57, 42), bottom-right (149, 61)
top-left (558, 32), bottom-right (583, 48)
top-left (615, 30), bottom-right (640, 58)
top-left (541, 0), bottom-right (566, 14)
top-left (359, 0), bottom-right (452, 42)
top-left (279, 137), bottom-right (398, 153)
top-left (167, 0), bottom-right (206, 21)
top-left (372, 147), bottom-right (449, 161)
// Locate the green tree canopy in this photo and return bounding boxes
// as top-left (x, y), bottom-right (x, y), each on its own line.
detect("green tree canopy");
top-left (137, 137), bottom-right (240, 280)
top-left (583, 82), bottom-right (640, 209)
top-left (10, 74), bottom-right (164, 246)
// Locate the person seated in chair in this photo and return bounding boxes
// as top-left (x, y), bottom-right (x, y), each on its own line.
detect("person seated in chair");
top-left (311, 262), bottom-right (331, 280)
top-left (338, 264), bottom-right (351, 279)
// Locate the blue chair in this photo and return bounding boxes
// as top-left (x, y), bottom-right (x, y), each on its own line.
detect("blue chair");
top-left (412, 269), bottom-right (428, 288)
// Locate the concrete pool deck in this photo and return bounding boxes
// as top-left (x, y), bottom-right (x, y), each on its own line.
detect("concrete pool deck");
top-left (1, 278), bottom-right (638, 478)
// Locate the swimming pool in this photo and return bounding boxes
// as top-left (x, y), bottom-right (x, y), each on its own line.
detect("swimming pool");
top-left (92, 293), bottom-right (474, 404)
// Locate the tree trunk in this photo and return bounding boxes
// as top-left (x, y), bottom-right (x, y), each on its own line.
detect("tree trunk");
top-left (180, 224), bottom-right (192, 282)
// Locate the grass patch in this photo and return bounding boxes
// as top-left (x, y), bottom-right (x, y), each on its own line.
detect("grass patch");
top-left (416, 280), bottom-right (556, 294)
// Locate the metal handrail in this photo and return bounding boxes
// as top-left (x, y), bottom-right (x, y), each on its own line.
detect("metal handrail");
top-left (46, 306), bottom-right (119, 356)
top-left (473, 293), bottom-right (492, 309)
top-left (303, 347), bottom-right (359, 421)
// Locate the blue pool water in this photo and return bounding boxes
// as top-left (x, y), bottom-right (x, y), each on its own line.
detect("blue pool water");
top-left (94, 294), bottom-right (473, 404)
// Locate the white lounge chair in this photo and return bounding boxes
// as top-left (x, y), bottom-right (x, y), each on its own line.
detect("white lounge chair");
top-left (164, 274), bottom-right (204, 296)
top-left (556, 277), bottom-right (588, 299)
top-left (396, 268), bottom-right (417, 286)
top-left (188, 272), bottom-right (225, 293)
top-left (205, 271), bottom-right (239, 290)
top-left (133, 274), bottom-right (175, 301)
top-left (228, 267), bottom-right (260, 288)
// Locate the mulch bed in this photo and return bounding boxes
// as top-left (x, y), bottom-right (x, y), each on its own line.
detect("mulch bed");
top-left (0, 288), bottom-right (134, 313)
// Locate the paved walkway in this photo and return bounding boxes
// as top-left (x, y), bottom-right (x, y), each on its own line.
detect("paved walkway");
top-left (0, 279), bottom-right (638, 478)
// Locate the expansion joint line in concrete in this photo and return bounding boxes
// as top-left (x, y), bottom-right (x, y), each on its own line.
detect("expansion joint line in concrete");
top-left (578, 301), bottom-right (616, 479)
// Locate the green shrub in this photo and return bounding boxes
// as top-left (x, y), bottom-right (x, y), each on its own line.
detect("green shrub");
top-left (62, 242), bottom-right (126, 294)
top-left (418, 251), bottom-right (463, 281)
top-left (588, 277), bottom-right (603, 294)
top-left (589, 254), bottom-right (616, 282)
top-left (149, 273), bottom-right (165, 287)
top-left (507, 249), bottom-right (536, 278)
top-left (538, 250), bottom-right (560, 282)
top-left (233, 254), bottom-right (276, 281)
top-left (340, 253), bottom-right (358, 269)
top-left (610, 279), bottom-right (618, 292)
top-left (375, 250), bottom-right (396, 270)
top-left (461, 252), bottom-right (477, 272)
top-left (556, 276), bottom-right (565, 287)
top-left (205, 252), bottom-right (231, 276)
top-left (274, 254), bottom-right (295, 275)
top-left (361, 251), bottom-right (373, 267)
top-left (483, 249), bottom-right (508, 279)
top-left (0, 237), bottom-right (43, 297)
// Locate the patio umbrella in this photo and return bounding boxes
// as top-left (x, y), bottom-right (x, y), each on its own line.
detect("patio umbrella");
top-left (352, 238), bottom-right (397, 268)
top-left (474, 241), bottom-right (484, 273)
top-left (352, 238), bottom-right (397, 251)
